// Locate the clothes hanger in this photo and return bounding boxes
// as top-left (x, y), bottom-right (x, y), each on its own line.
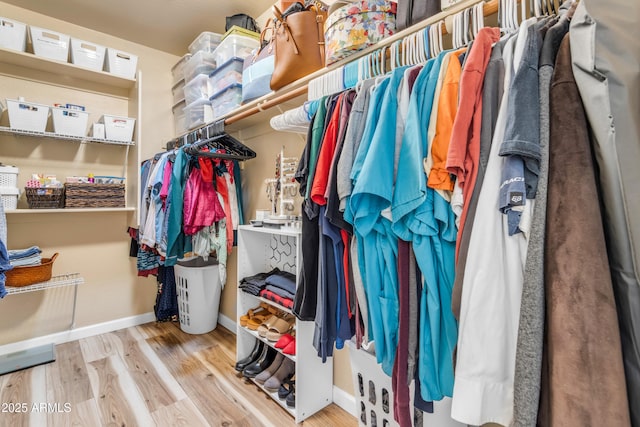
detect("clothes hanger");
top-left (184, 120), bottom-right (256, 160)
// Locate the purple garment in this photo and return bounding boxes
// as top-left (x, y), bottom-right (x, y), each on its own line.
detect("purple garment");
top-left (183, 167), bottom-right (225, 235)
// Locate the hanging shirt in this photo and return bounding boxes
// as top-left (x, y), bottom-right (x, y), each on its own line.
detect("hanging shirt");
top-left (165, 148), bottom-right (192, 266)
top-left (183, 166), bottom-right (225, 235)
top-left (141, 153), bottom-right (168, 248)
top-left (427, 48), bottom-right (466, 195)
top-left (499, 22), bottom-right (542, 235)
top-left (350, 66), bottom-right (409, 376)
top-left (451, 26), bottom-right (529, 426)
top-left (392, 51), bottom-right (457, 402)
top-left (446, 27), bottom-right (502, 258)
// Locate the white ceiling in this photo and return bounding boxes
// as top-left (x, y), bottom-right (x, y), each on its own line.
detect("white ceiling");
top-left (3, 0), bottom-right (276, 56)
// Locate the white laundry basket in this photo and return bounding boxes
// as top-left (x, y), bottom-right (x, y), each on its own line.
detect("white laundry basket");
top-left (174, 257), bottom-right (221, 334)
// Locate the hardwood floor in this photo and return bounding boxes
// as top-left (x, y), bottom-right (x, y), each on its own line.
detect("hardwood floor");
top-left (0, 322), bottom-right (356, 427)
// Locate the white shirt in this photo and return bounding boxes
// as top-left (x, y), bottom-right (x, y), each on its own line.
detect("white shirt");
top-left (451, 18), bottom-right (537, 426)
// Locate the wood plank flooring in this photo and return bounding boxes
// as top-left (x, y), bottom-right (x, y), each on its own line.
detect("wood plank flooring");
top-left (0, 322), bottom-right (356, 426)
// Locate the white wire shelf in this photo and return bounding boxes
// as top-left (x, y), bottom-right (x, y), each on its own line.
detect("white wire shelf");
top-left (6, 273), bottom-right (84, 295)
top-left (0, 126), bottom-right (135, 146)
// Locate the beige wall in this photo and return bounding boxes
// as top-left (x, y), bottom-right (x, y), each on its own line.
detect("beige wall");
top-left (0, 0), bottom-right (354, 400)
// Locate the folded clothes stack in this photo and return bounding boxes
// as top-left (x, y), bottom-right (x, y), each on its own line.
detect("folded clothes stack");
top-left (8, 246), bottom-right (42, 267)
top-left (239, 268), bottom-right (297, 309)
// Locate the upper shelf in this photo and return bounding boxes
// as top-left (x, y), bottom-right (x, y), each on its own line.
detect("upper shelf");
top-left (0, 47), bottom-right (136, 97)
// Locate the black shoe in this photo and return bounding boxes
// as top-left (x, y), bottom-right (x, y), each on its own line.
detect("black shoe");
top-left (285, 382), bottom-right (295, 408)
top-left (278, 378), bottom-right (295, 400)
top-left (235, 340), bottom-right (264, 372)
top-left (243, 345), bottom-right (277, 378)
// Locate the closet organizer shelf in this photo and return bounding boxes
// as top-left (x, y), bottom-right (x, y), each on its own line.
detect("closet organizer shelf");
top-left (250, 377), bottom-right (296, 417)
top-left (0, 46), bottom-right (136, 94)
top-left (238, 326), bottom-right (297, 362)
top-left (6, 273), bottom-right (83, 295)
top-left (0, 126), bottom-right (135, 146)
top-left (5, 207), bottom-right (135, 214)
top-left (237, 225), bottom-right (332, 423)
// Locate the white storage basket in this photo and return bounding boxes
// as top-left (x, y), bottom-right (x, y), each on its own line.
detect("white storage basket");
top-left (0, 187), bottom-right (19, 210)
top-left (0, 165), bottom-right (18, 188)
top-left (105, 48), bottom-right (138, 79)
top-left (99, 114), bottom-right (135, 142)
top-left (52, 106), bottom-right (89, 137)
top-left (29, 26), bottom-right (70, 62)
top-left (6, 99), bottom-right (50, 132)
top-left (70, 38), bottom-right (106, 71)
top-left (0, 17), bottom-right (27, 52)
top-left (175, 259), bottom-right (222, 334)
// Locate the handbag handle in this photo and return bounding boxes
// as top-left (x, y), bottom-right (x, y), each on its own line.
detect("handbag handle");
top-left (272, 3), bottom-right (326, 60)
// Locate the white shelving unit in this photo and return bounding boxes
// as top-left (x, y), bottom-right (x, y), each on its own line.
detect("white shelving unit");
top-left (0, 45), bottom-right (142, 212)
top-left (237, 225), bottom-right (333, 423)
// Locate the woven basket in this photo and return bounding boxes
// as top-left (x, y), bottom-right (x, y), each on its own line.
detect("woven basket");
top-left (64, 183), bottom-right (125, 208)
top-left (5, 253), bottom-right (59, 287)
top-left (25, 187), bottom-right (65, 209)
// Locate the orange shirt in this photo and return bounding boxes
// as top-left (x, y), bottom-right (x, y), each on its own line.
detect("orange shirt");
top-left (446, 28), bottom-right (501, 257)
top-left (427, 48), bottom-right (466, 192)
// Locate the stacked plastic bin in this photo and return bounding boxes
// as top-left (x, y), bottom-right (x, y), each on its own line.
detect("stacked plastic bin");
top-left (208, 29), bottom-right (260, 119)
top-left (180, 32), bottom-right (221, 131)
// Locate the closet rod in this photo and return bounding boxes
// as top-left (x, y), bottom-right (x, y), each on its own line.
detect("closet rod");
top-left (222, 0), bottom-right (499, 127)
top-left (224, 86), bottom-right (307, 125)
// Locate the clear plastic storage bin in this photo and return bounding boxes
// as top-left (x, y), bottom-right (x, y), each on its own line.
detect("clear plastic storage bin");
top-left (183, 98), bottom-right (214, 130)
top-left (172, 100), bottom-right (187, 136)
top-left (210, 83), bottom-right (242, 119)
top-left (183, 74), bottom-right (211, 105)
top-left (183, 50), bottom-right (217, 83)
top-left (172, 79), bottom-right (185, 105)
top-left (188, 31), bottom-right (223, 54)
top-left (171, 53), bottom-right (191, 86)
top-left (213, 34), bottom-right (259, 66)
top-left (0, 17), bottom-right (27, 52)
top-left (208, 57), bottom-right (244, 97)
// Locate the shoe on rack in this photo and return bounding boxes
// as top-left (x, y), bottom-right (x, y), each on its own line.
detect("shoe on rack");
top-left (255, 353), bottom-right (285, 385)
top-left (243, 345), bottom-right (277, 379)
top-left (234, 340), bottom-right (264, 372)
top-left (274, 333), bottom-right (295, 349)
top-left (278, 378), bottom-right (295, 400)
top-left (282, 339), bottom-right (296, 355)
top-left (285, 382), bottom-right (296, 408)
top-left (264, 357), bottom-right (295, 392)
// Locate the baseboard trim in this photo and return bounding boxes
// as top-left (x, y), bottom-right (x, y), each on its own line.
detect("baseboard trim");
top-left (333, 385), bottom-right (357, 418)
top-left (0, 312), bottom-right (155, 356)
top-left (217, 313), bottom-right (237, 333)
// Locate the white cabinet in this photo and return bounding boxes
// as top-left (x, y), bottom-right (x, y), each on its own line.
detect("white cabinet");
top-left (236, 225), bottom-right (333, 423)
top-left (0, 46), bottom-right (141, 212)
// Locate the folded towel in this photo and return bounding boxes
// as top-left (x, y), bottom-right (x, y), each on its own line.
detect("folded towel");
top-left (8, 246), bottom-right (41, 260)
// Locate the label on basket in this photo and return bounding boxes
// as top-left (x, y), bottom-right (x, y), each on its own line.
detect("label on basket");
top-left (19, 103), bottom-right (40, 112)
top-left (113, 119), bottom-right (128, 128)
top-left (36, 188), bottom-right (54, 195)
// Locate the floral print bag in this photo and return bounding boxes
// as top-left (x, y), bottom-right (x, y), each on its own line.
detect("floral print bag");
top-left (324, 0), bottom-right (397, 66)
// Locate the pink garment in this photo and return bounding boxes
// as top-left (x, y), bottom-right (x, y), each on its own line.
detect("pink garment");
top-left (215, 172), bottom-right (234, 253)
top-left (183, 166), bottom-right (225, 235)
top-left (159, 159), bottom-right (173, 208)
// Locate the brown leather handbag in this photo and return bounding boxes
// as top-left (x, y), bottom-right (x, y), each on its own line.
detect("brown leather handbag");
top-left (270, 2), bottom-right (328, 90)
